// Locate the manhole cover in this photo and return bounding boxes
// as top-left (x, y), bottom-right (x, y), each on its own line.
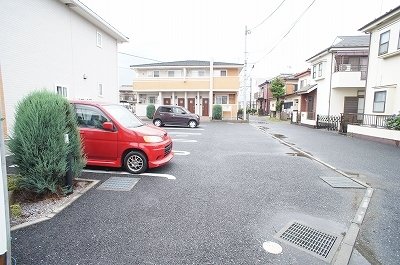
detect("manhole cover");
top-left (97, 177), bottom-right (140, 191)
top-left (320, 176), bottom-right (365, 188)
top-left (275, 221), bottom-right (341, 262)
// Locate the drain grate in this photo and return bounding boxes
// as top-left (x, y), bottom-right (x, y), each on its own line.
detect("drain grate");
top-left (97, 177), bottom-right (139, 191)
top-left (320, 176), bottom-right (365, 188)
top-left (275, 222), bottom-right (341, 262)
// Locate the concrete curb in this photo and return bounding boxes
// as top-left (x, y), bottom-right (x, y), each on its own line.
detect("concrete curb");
top-left (11, 178), bottom-right (99, 231)
top-left (253, 124), bottom-right (374, 265)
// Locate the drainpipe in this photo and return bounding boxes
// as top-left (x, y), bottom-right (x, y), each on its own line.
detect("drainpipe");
top-left (209, 59), bottom-right (214, 119)
top-left (328, 52), bottom-right (334, 116)
top-left (362, 33), bottom-right (372, 115)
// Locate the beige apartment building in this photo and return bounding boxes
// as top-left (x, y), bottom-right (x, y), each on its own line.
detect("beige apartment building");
top-left (131, 60), bottom-right (243, 119)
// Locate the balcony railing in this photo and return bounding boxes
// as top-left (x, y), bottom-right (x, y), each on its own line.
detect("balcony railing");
top-left (334, 64), bottom-right (367, 80)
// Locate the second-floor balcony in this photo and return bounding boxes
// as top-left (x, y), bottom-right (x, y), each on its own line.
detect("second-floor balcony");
top-left (331, 64), bottom-right (367, 89)
top-left (133, 76), bottom-right (240, 91)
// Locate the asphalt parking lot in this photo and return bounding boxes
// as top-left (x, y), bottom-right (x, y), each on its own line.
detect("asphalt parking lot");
top-left (10, 121), bottom-right (372, 264)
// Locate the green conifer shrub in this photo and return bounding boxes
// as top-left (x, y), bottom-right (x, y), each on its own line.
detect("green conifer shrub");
top-left (8, 90), bottom-right (86, 195)
top-left (213, 105), bottom-right (223, 120)
top-left (147, 104), bottom-right (156, 119)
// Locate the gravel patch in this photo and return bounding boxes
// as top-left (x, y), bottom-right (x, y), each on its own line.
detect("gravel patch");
top-left (10, 180), bottom-right (89, 227)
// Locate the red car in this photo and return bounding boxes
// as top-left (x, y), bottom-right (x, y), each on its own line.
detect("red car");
top-left (70, 100), bottom-right (173, 174)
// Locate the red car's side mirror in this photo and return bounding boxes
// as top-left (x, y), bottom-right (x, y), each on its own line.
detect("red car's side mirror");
top-left (102, 121), bottom-right (114, 131)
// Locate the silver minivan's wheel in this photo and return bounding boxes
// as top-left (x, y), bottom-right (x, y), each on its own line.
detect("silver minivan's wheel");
top-left (124, 151), bottom-right (148, 174)
top-left (188, 120), bottom-right (197, 128)
top-left (153, 119), bottom-right (162, 127)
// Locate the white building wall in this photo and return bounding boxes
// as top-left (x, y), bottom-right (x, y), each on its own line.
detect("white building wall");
top-left (312, 54), bottom-right (332, 116)
top-left (330, 88), bottom-right (359, 115)
top-left (364, 20), bottom-right (400, 115)
top-left (0, 0), bottom-right (119, 134)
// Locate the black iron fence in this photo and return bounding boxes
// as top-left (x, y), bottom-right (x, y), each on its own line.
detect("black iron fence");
top-left (342, 113), bottom-right (394, 128)
top-left (316, 113), bottom-right (395, 133)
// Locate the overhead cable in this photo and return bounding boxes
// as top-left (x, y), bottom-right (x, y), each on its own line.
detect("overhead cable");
top-left (252, 0), bottom-right (317, 65)
top-left (250, 0), bottom-right (287, 32)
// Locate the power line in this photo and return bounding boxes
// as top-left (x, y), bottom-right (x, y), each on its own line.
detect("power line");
top-left (250, 0), bottom-right (287, 32)
top-left (118, 52), bottom-right (163, 62)
top-left (252, 0), bottom-right (317, 65)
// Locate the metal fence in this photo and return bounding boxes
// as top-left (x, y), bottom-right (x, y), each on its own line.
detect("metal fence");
top-left (316, 115), bottom-right (341, 131)
top-left (343, 113), bottom-right (394, 128)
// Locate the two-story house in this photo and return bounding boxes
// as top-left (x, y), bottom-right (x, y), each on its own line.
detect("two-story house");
top-left (131, 60), bottom-right (243, 119)
top-left (256, 80), bottom-right (270, 115)
top-left (303, 36), bottom-right (369, 126)
top-left (347, 5), bottom-right (400, 143)
top-left (0, 0), bottom-right (128, 135)
top-left (267, 74), bottom-right (298, 118)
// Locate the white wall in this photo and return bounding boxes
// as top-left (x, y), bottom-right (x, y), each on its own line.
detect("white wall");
top-left (364, 19), bottom-right (400, 115)
top-left (310, 54), bottom-right (332, 116)
top-left (0, 0), bottom-right (119, 134)
top-left (330, 88), bottom-right (359, 115)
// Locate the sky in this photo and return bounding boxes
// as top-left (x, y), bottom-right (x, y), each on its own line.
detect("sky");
top-left (80, 0), bottom-right (399, 86)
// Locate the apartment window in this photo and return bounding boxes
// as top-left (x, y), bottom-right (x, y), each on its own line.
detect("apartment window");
top-left (373, 91), bottom-right (386, 113)
top-left (168, 71), bottom-right (174, 77)
top-left (148, 96), bottom-right (156, 104)
top-left (96, 31), bottom-right (102, 47)
top-left (98, 83), bottom-right (103, 96)
top-left (300, 79), bottom-right (307, 88)
top-left (56, 85), bottom-right (67, 98)
top-left (220, 70), bottom-right (227, 76)
top-left (153, 71), bottom-right (160, 77)
top-left (379, 30), bottom-right (390, 55)
top-left (317, 63), bottom-right (323, 77)
top-left (398, 30), bottom-right (400, 49)
top-left (215, 95), bottom-right (228, 104)
top-left (312, 65), bottom-right (316, 78)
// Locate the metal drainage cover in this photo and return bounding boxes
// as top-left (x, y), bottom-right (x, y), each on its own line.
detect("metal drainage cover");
top-left (275, 221), bottom-right (342, 262)
top-left (97, 177), bottom-right (140, 191)
top-left (320, 176), bottom-right (365, 188)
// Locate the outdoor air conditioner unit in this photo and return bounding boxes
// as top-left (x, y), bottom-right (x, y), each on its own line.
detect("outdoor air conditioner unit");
top-left (340, 64), bottom-right (351, 71)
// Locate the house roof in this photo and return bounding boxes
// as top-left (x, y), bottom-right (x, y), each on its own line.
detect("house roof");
top-left (359, 5), bottom-right (400, 33)
top-left (59, 0), bottom-right (129, 42)
top-left (131, 60), bottom-right (243, 69)
top-left (296, 84), bottom-right (317, 95)
top-left (306, 35), bottom-right (370, 62)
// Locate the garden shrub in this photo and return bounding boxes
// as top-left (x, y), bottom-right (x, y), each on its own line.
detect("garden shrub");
top-left (8, 90), bottom-right (86, 195)
top-left (146, 104), bottom-right (155, 119)
top-left (212, 105), bottom-right (222, 120)
top-left (10, 204), bottom-right (22, 218)
top-left (387, 115), bottom-right (400, 130)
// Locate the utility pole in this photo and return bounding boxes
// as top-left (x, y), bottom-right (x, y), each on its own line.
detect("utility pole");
top-left (244, 25), bottom-right (251, 120)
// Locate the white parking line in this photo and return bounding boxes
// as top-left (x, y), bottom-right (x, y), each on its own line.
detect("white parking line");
top-left (173, 150), bottom-right (190, 156)
top-left (165, 128), bottom-right (204, 131)
top-left (172, 139), bottom-right (198, 143)
top-left (168, 132), bottom-right (202, 135)
top-left (82, 169), bottom-right (176, 180)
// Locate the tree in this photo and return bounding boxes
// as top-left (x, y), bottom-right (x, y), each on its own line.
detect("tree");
top-left (9, 90), bottom-right (86, 195)
top-left (270, 77), bottom-right (285, 112)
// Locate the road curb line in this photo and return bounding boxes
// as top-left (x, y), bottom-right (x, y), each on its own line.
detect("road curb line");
top-left (254, 124), bottom-right (374, 264)
top-left (11, 178), bottom-right (99, 231)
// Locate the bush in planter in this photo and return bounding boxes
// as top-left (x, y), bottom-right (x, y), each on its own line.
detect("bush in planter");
top-left (213, 105), bottom-right (223, 120)
top-left (9, 90), bottom-right (86, 195)
top-left (146, 104), bottom-right (155, 119)
top-left (387, 115), bottom-right (400, 130)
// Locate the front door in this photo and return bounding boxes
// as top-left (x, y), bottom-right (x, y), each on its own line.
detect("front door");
top-left (188, 98), bottom-right (195, 113)
top-left (202, 98), bottom-right (209, 116)
top-left (163, 98), bottom-right (171, 105)
top-left (178, 98), bottom-right (184, 107)
top-left (75, 104), bottom-right (118, 162)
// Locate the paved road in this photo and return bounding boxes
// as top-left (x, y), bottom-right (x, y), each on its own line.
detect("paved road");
top-left (10, 120), bottom-right (371, 264)
top-left (249, 116), bottom-right (400, 265)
